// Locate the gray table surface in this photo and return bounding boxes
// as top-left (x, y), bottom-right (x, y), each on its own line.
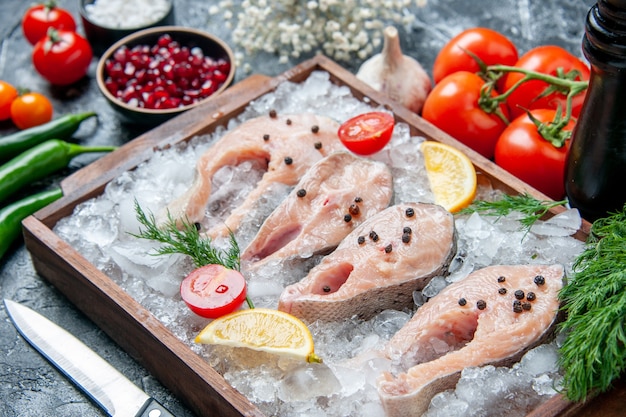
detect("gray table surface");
top-left (1, 1), bottom-right (594, 416)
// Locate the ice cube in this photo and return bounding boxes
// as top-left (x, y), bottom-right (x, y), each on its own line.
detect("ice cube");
top-left (277, 363), bottom-right (341, 402)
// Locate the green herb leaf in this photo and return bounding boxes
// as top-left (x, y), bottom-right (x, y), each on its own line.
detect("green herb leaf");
top-left (130, 200), bottom-right (241, 271)
top-left (457, 193), bottom-right (568, 233)
top-left (558, 204), bottom-right (626, 402)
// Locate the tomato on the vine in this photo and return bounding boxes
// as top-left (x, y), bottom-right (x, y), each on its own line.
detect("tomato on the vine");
top-left (10, 91), bottom-right (53, 129)
top-left (494, 109), bottom-right (575, 200)
top-left (22, 1), bottom-right (77, 45)
top-left (181, 264), bottom-right (248, 319)
top-left (337, 112), bottom-right (395, 155)
top-left (33, 29), bottom-right (93, 86)
top-left (503, 45), bottom-right (590, 120)
top-left (0, 81), bottom-right (18, 121)
top-left (422, 71), bottom-right (509, 160)
top-left (433, 27), bottom-right (518, 85)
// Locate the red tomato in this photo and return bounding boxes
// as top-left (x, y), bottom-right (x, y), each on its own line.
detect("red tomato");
top-left (32, 29), bottom-right (93, 86)
top-left (10, 91), bottom-right (53, 129)
top-left (180, 264), bottom-right (247, 318)
top-left (433, 27), bottom-right (519, 84)
top-left (422, 71), bottom-right (509, 160)
top-left (494, 109), bottom-right (575, 200)
top-left (22, 2), bottom-right (77, 45)
top-left (0, 81), bottom-right (18, 121)
top-left (337, 112), bottom-right (395, 155)
top-left (503, 45), bottom-right (590, 120)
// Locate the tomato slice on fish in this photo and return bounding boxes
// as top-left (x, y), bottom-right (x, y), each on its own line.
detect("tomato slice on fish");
top-left (338, 112), bottom-right (395, 155)
top-left (181, 264), bottom-right (247, 318)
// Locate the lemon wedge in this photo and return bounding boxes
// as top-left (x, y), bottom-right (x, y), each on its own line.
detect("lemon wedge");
top-left (195, 308), bottom-right (322, 363)
top-left (421, 141), bottom-right (477, 213)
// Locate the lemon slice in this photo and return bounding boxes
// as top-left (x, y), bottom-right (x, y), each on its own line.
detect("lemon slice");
top-left (195, 308), bottom-right (322, 363)
top-left (421, 141), bottom-right (477, 212)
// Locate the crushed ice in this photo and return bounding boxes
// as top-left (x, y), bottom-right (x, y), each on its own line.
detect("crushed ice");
top-left (54, 71), bottom-right (585, 416)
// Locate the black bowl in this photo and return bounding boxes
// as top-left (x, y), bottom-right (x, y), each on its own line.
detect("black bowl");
top-left (80, 0), bottom-right (175, 56)
top-left (96, 26), bottom-right (236, 127)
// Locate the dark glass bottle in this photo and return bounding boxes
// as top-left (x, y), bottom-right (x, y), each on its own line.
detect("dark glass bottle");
top-left (565, 0), bottom-right (626, 222)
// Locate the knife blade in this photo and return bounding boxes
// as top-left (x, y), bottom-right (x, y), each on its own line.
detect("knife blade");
top-left (4, 299), bottom-right (175, 417)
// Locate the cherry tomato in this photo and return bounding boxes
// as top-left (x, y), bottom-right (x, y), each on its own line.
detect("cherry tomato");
top-left (337, 112), bottom-right (395, 155)
top-left (0, 81), bottom-right (18, 121)
top-left (433, 27), bottom-right (519, 85)
top-left (494, 109), bottom-right (575, 200)
top-left (32, 29), bottom-right (93, 86)
top-left (22, 2), bottom-right (77, 45)
top-left (181, 264), bottom-right (247, 318)
top-left (422, 71), bottom-right (509, 160)
top-left (503, 45), bottom-right (590, 120)
top-left (10, 91), bottom-right (53, 129)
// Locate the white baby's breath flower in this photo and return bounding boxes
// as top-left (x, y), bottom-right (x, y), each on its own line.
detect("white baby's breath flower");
top-left (210, 0), bottom-right (418, 63)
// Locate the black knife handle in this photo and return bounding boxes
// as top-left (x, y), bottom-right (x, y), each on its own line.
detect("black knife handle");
top-left (136, 397), bottom-right (176, 417)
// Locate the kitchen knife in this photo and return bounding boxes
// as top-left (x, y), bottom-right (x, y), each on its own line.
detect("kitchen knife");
top-left (4, 299), bottom-right (175, 417)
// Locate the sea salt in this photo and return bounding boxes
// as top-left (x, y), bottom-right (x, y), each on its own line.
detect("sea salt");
top-left (84, 0), bottom-right (171, 29)
top-left (54, 70), bottom-right (585, 416)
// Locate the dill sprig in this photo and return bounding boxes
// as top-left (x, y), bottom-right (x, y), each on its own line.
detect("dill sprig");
top-left (131, 200), bottom-right (241, 270)
top-left (458, 193), bottom-right (568, 232)
top-left (558, 205), bottom-right (626, 402)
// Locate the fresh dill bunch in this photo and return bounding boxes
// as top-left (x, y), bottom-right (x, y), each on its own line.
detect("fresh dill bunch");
top-left (131, 200), bottom-right (240, 271)
top-left (458, 193), bottom-right (568, 232)
top-left (558, 204), bottom-right (626, 402)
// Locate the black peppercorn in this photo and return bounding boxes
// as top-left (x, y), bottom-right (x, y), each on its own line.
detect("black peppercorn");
top-left (314, 141), bottom-right (322, 150)
top-left (349, 204), bottom-right (360, 216)
top-left (269, 109), bottom-right (277, 118)
top-left (402, 233), bottom-right (411, 243)
top-left (526, 292), bottom-right (536, 301)
top-left (513, 300), bottom-right (523, 313)
top-left (385, 244), bottom-right (393, 253)
top-left (534, 275), bottom-right (546, 286)
top-left (458, 298), bottom-right (467, 306)
top-left (498, 287), bottom-right (507, 295)
top-left (514, 290), bottom-right (525, 300)
top-left (284, 156), bottom-right (293, 165)
top-left (286, 118), bottom-right (292, 125)
top-left (354, 197), bottom-right (363, 203)
top-left (405, 207), bottom-right (415, 217)
top-left (522, 302), bottom-right (532, 311)
top-left (476, 300), bottom-right (487, 310)
top-left (344, 214), bottom-right (352, 222)
top-left (263, 134), bottom-right (270, 141)
top-left (323, 285), bottom-right (331, 293)
top-left (297, 189), bottom-right (306, 198)
top-left (311, 125), bottom-right (319, 133)
top-left (497, 276), bottom-right (506, 283)
top-left (403, 226), bottom-right (412, 234)
top-left (369, 231), bottom-right (379, 241)
top-left (357, 236), bottom-right (365, 245)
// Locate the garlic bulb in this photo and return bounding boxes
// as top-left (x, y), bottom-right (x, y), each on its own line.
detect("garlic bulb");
top-left (356, 26), bottom-right (432, 114)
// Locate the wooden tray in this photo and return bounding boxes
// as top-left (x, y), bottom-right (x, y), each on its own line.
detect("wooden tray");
top-left (22, 55), bottom-right (620, 416)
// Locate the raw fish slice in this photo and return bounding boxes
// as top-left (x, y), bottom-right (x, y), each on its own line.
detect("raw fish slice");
top-left (278, 203), bottom-right (456, 323)
top-left (159, 113), bottom-right (343, 237)
top-left (377, 264), bottom-right (564, 417)
top-left (241, 152), bottom-right (393, 268)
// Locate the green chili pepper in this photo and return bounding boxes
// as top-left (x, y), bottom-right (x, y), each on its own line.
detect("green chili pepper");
top-left (0, 187), bottom-right (63, 260)
top-left (0, 139), bottom-right (116, 205)
top-left (0, 112), bottom-right (97, 162)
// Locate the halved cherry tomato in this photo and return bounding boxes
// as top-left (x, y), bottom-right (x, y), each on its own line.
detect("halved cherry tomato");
top-left (32, 29), bottom-right (93, 86)
top-left (0, 81), bottom-right (18, 121)
top-left (337, 112), bottom-right (395, 155)
top-left (433, 27), bottom-right (518, 85)
top-left (422, 71), bottom-right (509, 160)
top-left (181, 264), bottom-right (247, 318)
top-left (10, 91), bottom-right (53, 129)
top-left (22, 2), bottom-right (76, 45)
top-left (494, 109), bottom-right (575, 200)
top-left (503, 45), bottom-right (590, 120)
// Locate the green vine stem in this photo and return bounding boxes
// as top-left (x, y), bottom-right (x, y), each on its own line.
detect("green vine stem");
top-left (477, 64), bottom-right (589, 145)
